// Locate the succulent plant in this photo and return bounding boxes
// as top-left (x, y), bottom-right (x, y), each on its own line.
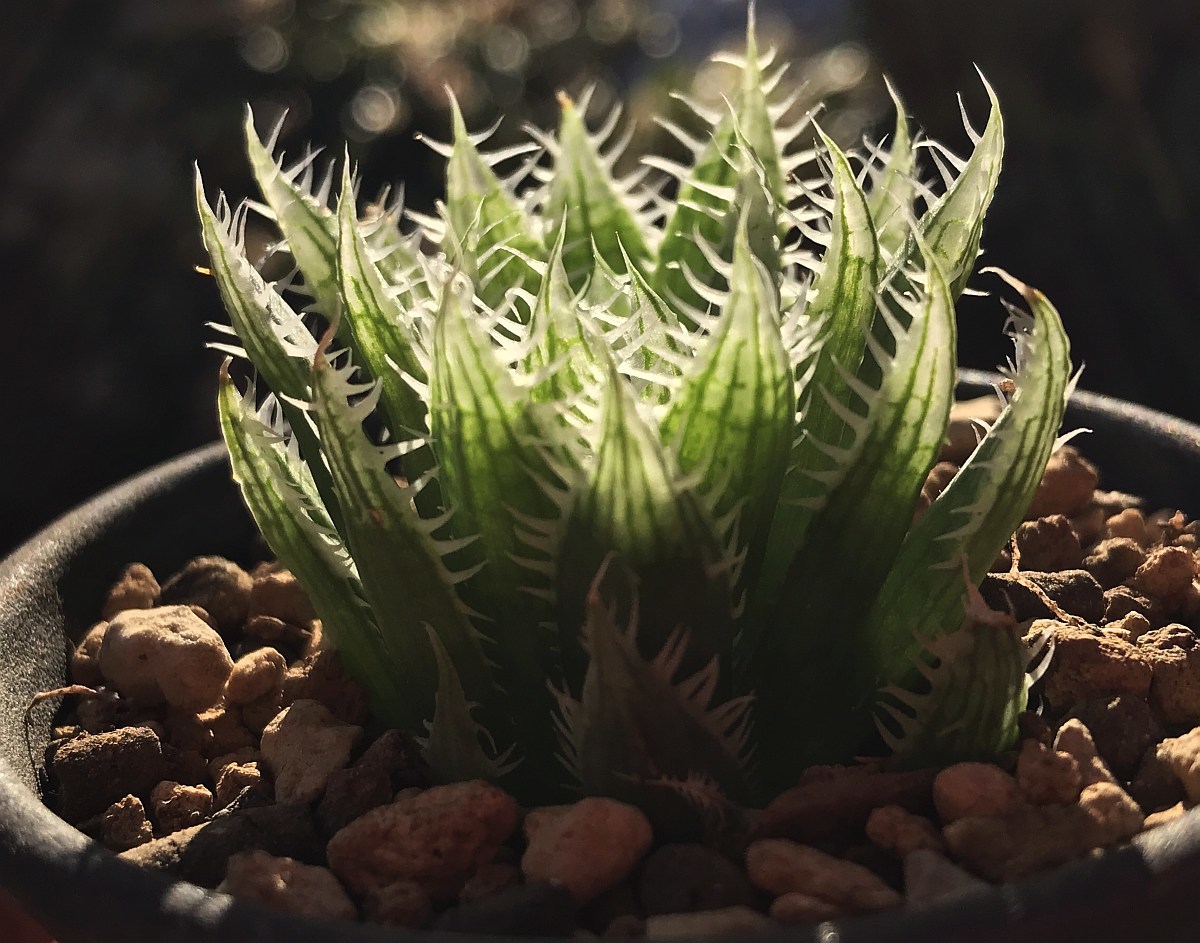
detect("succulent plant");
top-left (196, 14), bottom-right (1073, 812)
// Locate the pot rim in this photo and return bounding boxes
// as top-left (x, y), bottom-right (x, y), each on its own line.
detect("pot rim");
top-left (3, 376), bottom-right (1200, 943)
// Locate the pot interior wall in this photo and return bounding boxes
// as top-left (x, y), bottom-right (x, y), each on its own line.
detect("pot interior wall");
top-left (0, 444), bottom-right (256, 793)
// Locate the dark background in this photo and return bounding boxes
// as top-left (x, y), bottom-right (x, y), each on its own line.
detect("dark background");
top-left (4, 0), bottom-right (1199, 555)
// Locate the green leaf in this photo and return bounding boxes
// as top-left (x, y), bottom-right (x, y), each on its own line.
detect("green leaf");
top-left (443, 97), bottom-right (544, 312)
top-left (543, 92), bottom-right (652, 291)
top-left (217, 370), bottom-right (407, 723)
top-left (523, 227), bottom-right (602, 413)
top-left (653, 15), bottom-right (785, 317)
top-left (894, 77), bottom-right (1004, 298)
top-left (867, 80), bottom-right (918, 261)
top-left (244, 109), bottom-right (340, 315)
top-left (753, 132), bottom-right (880, 610)
top-left (660, 215), bottom-right (793, 606)
top-left (750, 251), bottom-right (958, 784)
top-left (334, 163), bottom-right (428, 441)
top-left (556, 359), bottom-right (733, 693)
top-left (867, 271), bottom-right (1072, 690)
top-left (587, 249), bottom-right (685, 405)
top-left (195, 169), bottom-right (342, 521)
top-left (426, 273), bottom-right (569, 791)
top-left (196, 171), bottom-right (317, 402)
top-left (424, 627), bottom-right (519, 783)
top-left (877, 596), bottom-right (1037, 767)
top-left (556, 574), bottom-right (751, 802)
top-left (310, 342), bottom-right (495, 734)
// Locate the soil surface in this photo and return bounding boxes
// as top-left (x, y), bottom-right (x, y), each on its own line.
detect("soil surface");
top-left (38, 407), bottom-right (1200, 935)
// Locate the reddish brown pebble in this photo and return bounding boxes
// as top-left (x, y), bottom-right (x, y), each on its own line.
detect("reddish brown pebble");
top-left (220, 849), bottom-right (356, 920)
top-left (1015, 515), bottom-right (1083, 572)
top-left (745, 839), bottom-right (901, 912)
top-left (522, 798), bottom-right (653, 904)
top-left (865, 805), bottom-right (944, 856)
top-left (101, 563), bottom-right (160, 620)
top-left (224, 648), bottom-right (287, 705)
top-left (215, 762), bottom-right (268, 808)
top-left (1153, 727), bottom-right (1200, 802)
top-left (159, 556), bottom-right (253, 634)
top-left (932, 763), bottom-right (1021, 823)
top-left (99, 606), bottom-right (233, 711)
top-left (363, 880), bottom-right (433, 928)
top-left (71, 622), bottom-right (109, 686)
top-left (261, 700), bottom-right (360, 804)
top-left (101, 795), bottom-right (153, 851)
top-left (327, 780), bottom-right (518, 902)
top-left (1015, 739), bottom-right (1082, 806)
top-left (1026, 446), bottom-right (1099, 519)
top-left (1032, 621), bottom-right (1153, 709)
top-left (249, 564), bottom-right (318, 627)
top-left (150, 781), bottom-right (213, 834)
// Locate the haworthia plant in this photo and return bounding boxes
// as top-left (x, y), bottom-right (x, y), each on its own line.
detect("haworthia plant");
top-left (198, 16), bottom-right (1073, 809)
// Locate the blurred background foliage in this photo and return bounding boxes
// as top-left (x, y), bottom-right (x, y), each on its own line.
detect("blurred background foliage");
top-left (3, 0), bottom-right (1200, 553)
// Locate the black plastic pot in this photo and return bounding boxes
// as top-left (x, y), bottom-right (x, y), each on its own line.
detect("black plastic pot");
top-left (4, 370), bottom-right (1200, 943)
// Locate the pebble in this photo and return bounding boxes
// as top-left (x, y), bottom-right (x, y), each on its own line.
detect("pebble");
top-left (316, 760), bottom-right (393, 837)
top-left (637, 843), bottom-right (755, 916)
top-left (1015, 739), bottom-right (1082, 806)
top-left (1153, 727), bottom-right (1200, 802)
top-left (150, 780), bottom-right (213, 834)
top-left (744, 838), bottom-right (901, 911)
top-left (101, 795), bottom-right (153, 852)
top-left (214, 762), bottom-right (268, 809)
top-left (224, 647), bottom-right (287, 705)
top-left (98, 606), bottom-right (233, 711)
top-left (1084, 538), bottom-right (1146, 588)
top-left (769, 892), bottom-right (844, 924)
top-left (281, 650), bottom-right (369, 726)
top-left (1015, 515), bottom-right (1083, 572)
top-left (1030, 621), bottom-right (1152, 709)
top-left (327, 780), bottom-right (518, 901)
top-left (522, 797), bottom-right (653, 904)
top-left (434, 881), bottom-right (578, 936)
top-left (260, 699), bottom-right (361, 804)
top-left (644, 905), bottom-right (774, 938)
top-left (120, 801), bottom-right (322, 887)
top-left (48, 725), bottom-right (165, 822)
top-left (1138, 625), bottom-right (1200, 725)
top-left (1053, 719), bottom-right (1119, 787)
top-left (981, 570), bottom-right (1105, 623)
top-left (865, 805), bottom-right (945, 856)
top-left (903, 849), bottom-right (989, 907)
top-left (70, 622), bottom-right (109, 686)
top-left (1067, 696), bottom-right (1164, 780)
top-left (219, 849), bottom-right (357, 920)
top-left (1106, 508), bottom-right (1150, 545)
top-left (159, 556), bottom-right (253, 634)
top-left (248, 564), bottom-right (318, 627)
top-left (101, 563), bottom-right (160, 620)
top-left (932, 763), bottom-right (1021, 823)
top-left (755, 766), bottom-right (935, 842)
top-left (1026, 446), bottom-right (1099, 518)
top-left (363, 880), bottom-right (433, 928)
top-left (1130, 547), bottom-right (1198, 607)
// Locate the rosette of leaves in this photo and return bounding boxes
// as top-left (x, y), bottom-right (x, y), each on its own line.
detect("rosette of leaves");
top-left (196, 16), bottom-right (1074, 810)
